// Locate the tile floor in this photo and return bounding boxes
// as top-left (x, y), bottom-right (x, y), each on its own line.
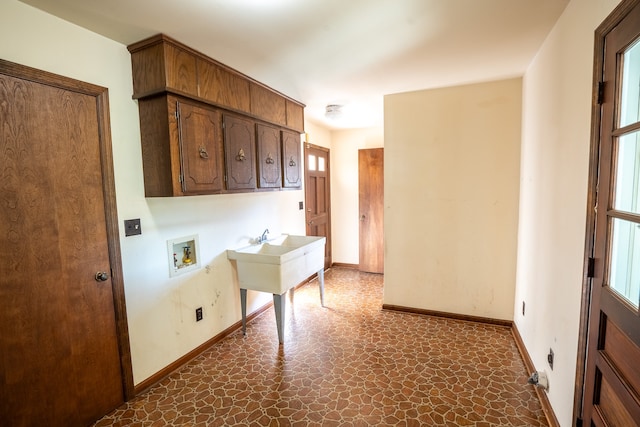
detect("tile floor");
top-left (94, 267), bottom-right (548, 426)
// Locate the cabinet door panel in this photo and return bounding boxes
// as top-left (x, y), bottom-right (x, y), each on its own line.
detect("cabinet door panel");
top-left (224, 114), bottom-right (256, 190)
top-left (282, 130), bottom-right (302, 188)
top-left (197, 59), bottom-right (250, 112)
top-left (286, 100), bottom-right (304, 132)
top-left (256, 123), bottom-right (282, 188)
top-left (177, 100), bottom-right (224, 194)
top-left (164, 44), bottom-right (198, 97)
top-left (250, 83), bottom-right (286, 126)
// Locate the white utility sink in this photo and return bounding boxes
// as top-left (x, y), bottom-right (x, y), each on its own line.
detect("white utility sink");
top-left (227, 234), bottom-right (326, 343)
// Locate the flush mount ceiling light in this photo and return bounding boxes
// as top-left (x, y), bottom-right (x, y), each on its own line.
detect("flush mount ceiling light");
top-left (325, 104), bottom-right (343, 120)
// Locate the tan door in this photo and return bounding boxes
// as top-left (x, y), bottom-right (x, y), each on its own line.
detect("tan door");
top-left (359, 148), bottom-right (384, 273)
top-left (304, 143), bottom-right (331, 269)
top-left (0, 60), bottom-right (131, 426)
top-left (580, 1), bottom-right (640, 425)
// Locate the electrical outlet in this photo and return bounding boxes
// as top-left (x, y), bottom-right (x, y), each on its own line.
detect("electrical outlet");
top-left (195, 307), bottom-right (203, 322)
top-left (522, 301), bottom-right (525, 316)
top-left (547, 348), bottom-right (554, 370)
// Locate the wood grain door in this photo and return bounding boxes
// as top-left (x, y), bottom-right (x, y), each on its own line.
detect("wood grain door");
top-left (176, 98), bottom-right (225, 195)
top-left (359, 148), bottom-right (384, 273)
top-left (304, 143), bottom-right (331, 269)
top-left (282, 130), bottom-right (302, 188)
top-left (580, 1), bottom-right (640, 425)
top-left (0, 60), bottom-right (132, 426)
top-left (256, 123), bottom-right (282, 188)
top-left (224, 114), bottom-right (256, 191)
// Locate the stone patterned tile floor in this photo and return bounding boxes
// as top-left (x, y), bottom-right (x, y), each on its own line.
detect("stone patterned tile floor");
top-left (94, 267), bottom-right (548, 426)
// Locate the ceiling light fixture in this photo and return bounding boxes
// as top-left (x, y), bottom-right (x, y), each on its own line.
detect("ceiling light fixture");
top-left (325, 104), bottom-right (343, 120)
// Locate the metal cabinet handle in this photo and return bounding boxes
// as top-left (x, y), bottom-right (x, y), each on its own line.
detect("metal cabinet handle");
top-left (236, 148), bottom-right (246, 161)
top-left (266, 153), bottom-right (274, 164)
top-left (289, 157), bottom-right (296, 167)
top-left (199, 147), bottom-right (209, 159)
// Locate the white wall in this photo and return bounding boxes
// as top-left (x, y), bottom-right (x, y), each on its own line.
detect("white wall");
top-left (515, 0), bottom-right (620, 425)
top-left (305, 121), bottom-right (332, 149)
top-left (330, 128), bottom-right (384, 265)
top-left (384, 79), bottom-right (522, 321)
top-left (1, 0), bottom-right (306, 384)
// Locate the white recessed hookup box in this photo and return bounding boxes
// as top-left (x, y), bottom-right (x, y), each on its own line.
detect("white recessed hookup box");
top-left (167, 234), bottom-right (200, 277)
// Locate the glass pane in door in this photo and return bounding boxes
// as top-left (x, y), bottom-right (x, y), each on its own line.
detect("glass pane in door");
top-left (620, 40), bottom-right (640, 128)
top-left (609, 217), bottom-right (640, 308)
top-left (613, 131), bottom-right (640, 214)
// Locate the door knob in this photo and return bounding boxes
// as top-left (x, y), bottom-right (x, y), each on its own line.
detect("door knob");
top-left (360, 214), bottom-right (366, 221)
top-left (95, 272), bottom-right (109, 282)
top-left (308, 220), bottom-right (314, 225)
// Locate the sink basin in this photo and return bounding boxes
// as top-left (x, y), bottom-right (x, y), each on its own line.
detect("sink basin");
top-left (227, 235), bottom-right (325, 293)
top-left (227, 234), bottom-right (326, 343)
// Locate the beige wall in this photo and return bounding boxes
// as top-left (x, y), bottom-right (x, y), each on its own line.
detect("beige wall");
top-left (383, 79), bottom-right (522, 321)
top-left (515, 0), bottom-right (620, 424)
top-left (330, 128), bottom-right (384, 264)
top-left (5, 2), bottom-right (627, 422)
top-left (1, 0), bottom-right (306, 384)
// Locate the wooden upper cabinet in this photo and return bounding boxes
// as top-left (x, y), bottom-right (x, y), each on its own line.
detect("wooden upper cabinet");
top-left (286, 100), bottom-right (304, 132)
top-left (165, 43), bottom-right (198, 97)
top-left (282, 130), bottom-right (302, 188)
top-left (250, 83), bottom-right (287, 127)
top-left (224, 114), bottom-right (256, 191)
top-left (137, 94), bottom-right (224, 197)
top-left (197, 59), bottom-right (251, 112)
top-left (129, 38), bottom-right (198, 98)
top-left (256, 123), bottom-right (282, 188)
top-left (177, 99), bottom-right (225, 195)
top-left (128, 34), bottom-right (305, 133)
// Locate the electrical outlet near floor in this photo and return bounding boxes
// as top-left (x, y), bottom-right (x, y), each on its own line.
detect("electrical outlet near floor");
top-left (195, 307), bottom-right (203, 322)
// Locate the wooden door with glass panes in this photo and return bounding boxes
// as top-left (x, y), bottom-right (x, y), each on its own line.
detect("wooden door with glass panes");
top-left (304, 143), bottom-right (331, 269)
top-left (581, 1), bottom-right (640, 425)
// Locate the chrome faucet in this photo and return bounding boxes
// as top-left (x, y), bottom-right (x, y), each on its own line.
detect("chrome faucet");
top-left (257, 228), bottom-right (269, 243)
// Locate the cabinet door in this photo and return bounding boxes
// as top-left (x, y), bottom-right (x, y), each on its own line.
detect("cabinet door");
top-left (176, 99), bottom-right (225, 194)
top-left (164, 43), bottom-right (198, 97)
top-left (282, 130), bottom-right (302, 188)
top-left (256, 123), bottom-right (282, 188)
top-left (224, 114), bottom-right (256, 190)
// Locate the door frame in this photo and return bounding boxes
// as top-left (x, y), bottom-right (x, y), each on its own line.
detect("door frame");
top-left (0, 59), bottom-right (135, 400)
top-left (573, 0), bottom-right (640, 421)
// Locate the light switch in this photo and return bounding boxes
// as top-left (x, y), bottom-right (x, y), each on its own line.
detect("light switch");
top-left (124, 219), bottom-right (142, 236)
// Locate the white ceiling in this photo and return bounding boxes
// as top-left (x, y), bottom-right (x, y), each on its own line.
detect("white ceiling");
top-left (20, 0), bottom-right (569, 129)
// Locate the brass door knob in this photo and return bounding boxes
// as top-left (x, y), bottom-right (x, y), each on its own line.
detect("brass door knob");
top-left (95, 272), bottom-right (109, 282)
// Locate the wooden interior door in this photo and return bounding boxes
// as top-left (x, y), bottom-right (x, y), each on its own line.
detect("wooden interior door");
top-left (580, 1), bottom-right (640, 425)
top-left (0, 60), bottom-right (132, 426)
top-left (304, 143), bottom-right (331, 269)
top-left (359, 148), bottom-right (384, 273)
